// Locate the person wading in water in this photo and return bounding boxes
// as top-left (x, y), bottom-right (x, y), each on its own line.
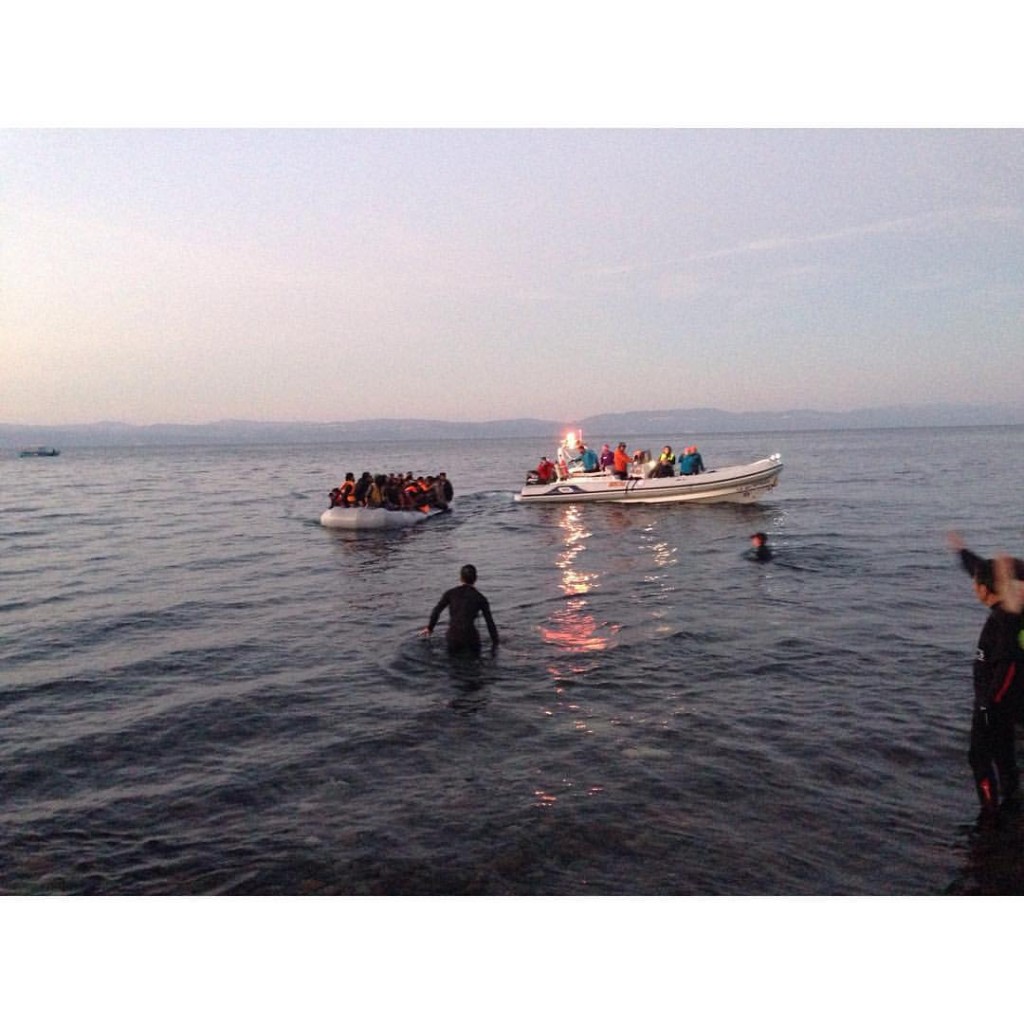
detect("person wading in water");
top-left (422, 564), bottom-right (500, 656)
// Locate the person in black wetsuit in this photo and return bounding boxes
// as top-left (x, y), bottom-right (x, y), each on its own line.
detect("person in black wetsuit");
top-left (423, 564), bottom-right (500, 656)
top-left (965, 557), bottom-right (1024, 816)
top-left (745, 532), bottom-right (773, 562)
top-left (949, 534), bottom-right (1024, 817)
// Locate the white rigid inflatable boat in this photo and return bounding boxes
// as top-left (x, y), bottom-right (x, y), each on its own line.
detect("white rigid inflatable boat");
top-left (515, 454), bottom-right (782, 505)
top-left (320, 505), bottom-right (451, 531)
top-left (515, 431), bottom-right (782, 505)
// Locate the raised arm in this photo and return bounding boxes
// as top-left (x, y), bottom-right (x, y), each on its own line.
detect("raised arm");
top-left (995, 555), bottom-right (1024, 614)
top-left (948, 532), bottom-right (986, 578)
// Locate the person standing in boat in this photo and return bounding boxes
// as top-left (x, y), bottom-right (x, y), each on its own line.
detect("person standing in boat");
top-left (679, 445), bottom-right (706, 475)
top-left (422, 564), bottom-right (500, 656)
top-left (576, 442), bottom-right (600, 473)
top-left (438, 472), bottom-right (454, 504)
top-left (599, 444), bottom-right (615, 472)
top-left (612, 442), bottom-right (630, 480)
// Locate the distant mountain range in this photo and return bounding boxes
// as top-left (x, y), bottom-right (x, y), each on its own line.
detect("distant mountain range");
top-left (3, 403), bottom-right (1022, 447)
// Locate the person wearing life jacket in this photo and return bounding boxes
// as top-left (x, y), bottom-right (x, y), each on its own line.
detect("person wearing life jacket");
top-left (329, 472), bottom-right (354, 507)
top-left (365, 475), bottom-right (386, 508)
top-left (422, 475), bottom-right (440, 509)
top-left (413, 477), bottom-right (432, 513)
top-left (399, 477), bottom-right (419, 510)
top-left (679, 445), bottom-right (706, 475)
top-left (338, 472), bottom-right (356, 506)
top-left (653, 446), bottom-right (675, 478)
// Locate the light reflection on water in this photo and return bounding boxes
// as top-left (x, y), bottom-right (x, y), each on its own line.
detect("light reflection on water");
top-left (541, 506), bottom-right (612, 658)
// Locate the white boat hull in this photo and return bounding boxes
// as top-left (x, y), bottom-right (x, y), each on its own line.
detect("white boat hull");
top-left (514, 454), bottom-right (783, 505)
top-left (320, 506), bottom-right (450, 530)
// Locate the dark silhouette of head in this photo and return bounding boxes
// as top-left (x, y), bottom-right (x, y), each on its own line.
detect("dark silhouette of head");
top-left (460, 564), bottom-right (477, 585)
top-left (972, 559), bottom-right (995, 592)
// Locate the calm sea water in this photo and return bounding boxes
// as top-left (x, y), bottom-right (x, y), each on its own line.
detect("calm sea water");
top-left (2, 426), bottom-right (1023, 895)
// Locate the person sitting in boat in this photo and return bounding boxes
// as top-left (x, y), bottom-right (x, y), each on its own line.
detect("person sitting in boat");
top-left (353, 472), bottom-right (373, 506)
top-left (365, 475), bottom-right (387, 508)
top-left (329, 472), bottom-right (356, 507)
top-left (424, 476), bottom-right (448, 510)
top-left (612, 442), bottom-right (630, 480)
top-left (400, 476), bottom-right (424, 511)
top-left (535, 456), bottom-right (557, 484)
top-left (679, 445), bottom-right (706, 475)
top-left (599, 444), bottom-right (615, 472)
top-left (652, 446), bottom-right (676, 477)
top-left (397, 475), bottom-right (416, 509)
top-left (395, 478), bottom-right (413, 509)
top-left (416, 477), bottom-right (435, 512)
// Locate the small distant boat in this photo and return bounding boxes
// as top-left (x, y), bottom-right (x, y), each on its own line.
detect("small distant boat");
top-left (320, 505), bottom-right (451, 531)
top-left (515, 430), bottom-right (783, 505)
top-left (18, 446), bottom-right (60, 458)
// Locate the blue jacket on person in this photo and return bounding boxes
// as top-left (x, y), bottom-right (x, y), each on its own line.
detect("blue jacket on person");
top-left (679, 450), bottom-right (705, 475)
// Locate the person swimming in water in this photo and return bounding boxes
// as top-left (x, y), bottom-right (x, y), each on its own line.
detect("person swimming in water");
top-left (422, 564), bottom-right (500, 656)
top-left (745, 532), bottom-right (773, 562)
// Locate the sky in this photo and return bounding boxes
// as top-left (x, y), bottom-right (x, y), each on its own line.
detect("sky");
top-left (2, 13), bottom-right (1023, 427)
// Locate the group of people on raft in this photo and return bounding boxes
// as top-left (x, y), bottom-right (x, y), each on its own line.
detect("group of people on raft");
top-left (329, 471), bottom-right (453, 512)
top-left (531, 439), bottom-right (707, 484)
